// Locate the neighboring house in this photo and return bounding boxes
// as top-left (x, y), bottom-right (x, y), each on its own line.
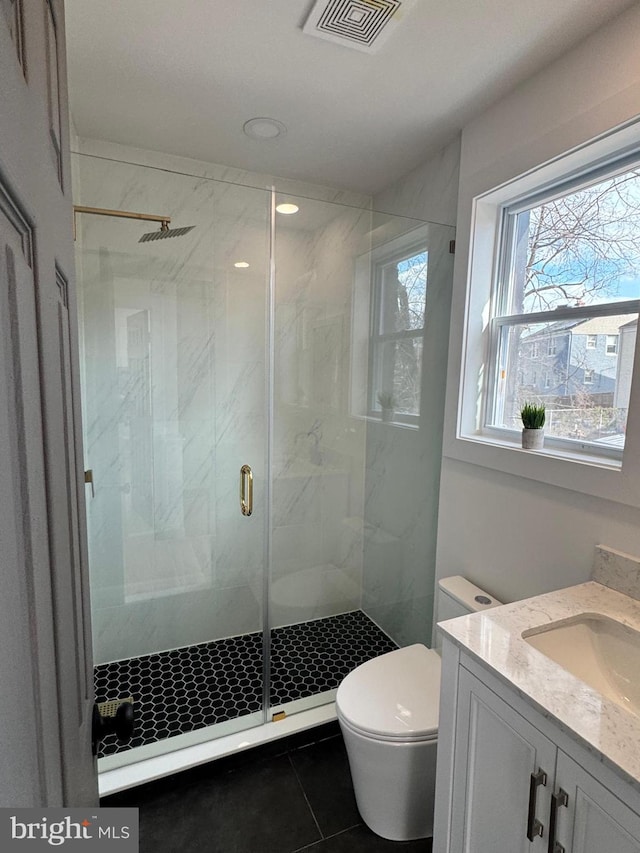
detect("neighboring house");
top-left (519, 313), bottom-right (637, 407)
top-left (614, 318), bottom-right (638, 411)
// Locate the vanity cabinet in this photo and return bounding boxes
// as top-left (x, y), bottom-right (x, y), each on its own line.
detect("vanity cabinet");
top-left (555, 752), bottom-right (640, 853)
top-left (434, 640), bottom-right (640, 853)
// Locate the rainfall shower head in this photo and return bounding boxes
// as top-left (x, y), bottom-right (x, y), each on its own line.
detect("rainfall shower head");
top-left (72, 205), bottom-right (195, 243)
top-left (138, 223), bottom-right (195, 243)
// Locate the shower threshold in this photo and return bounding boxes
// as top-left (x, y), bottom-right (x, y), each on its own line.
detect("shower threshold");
top-left (99, 700), bottom-right (338, 796)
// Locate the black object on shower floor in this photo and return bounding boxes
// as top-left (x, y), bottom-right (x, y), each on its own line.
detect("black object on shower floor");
top-left (94, 610), bottom-right (397, 758)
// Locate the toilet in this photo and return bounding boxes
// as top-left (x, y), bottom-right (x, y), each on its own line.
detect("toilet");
top-left (336, 576), bottom-right (502, 841)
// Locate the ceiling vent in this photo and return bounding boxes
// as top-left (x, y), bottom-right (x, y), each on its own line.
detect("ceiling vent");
top-left (302, 0), bottom-right (415, 53)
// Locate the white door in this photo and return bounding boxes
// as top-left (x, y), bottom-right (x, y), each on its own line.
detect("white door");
top-left (0, 0), bottom-right (97, 806)
top-left (449, 668), bottom-right (557, 853)
top-left (553, 751), bottom-right (640, 853)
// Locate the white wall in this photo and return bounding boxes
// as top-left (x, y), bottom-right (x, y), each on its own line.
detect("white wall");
top-left (436, 3), bottom-right (640, 607)
top-left (373, 136), bottom-right (460, 226)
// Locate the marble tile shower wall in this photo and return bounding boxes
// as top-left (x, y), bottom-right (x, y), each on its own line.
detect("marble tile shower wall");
top-left (74, 145), bottom-right (382, 663)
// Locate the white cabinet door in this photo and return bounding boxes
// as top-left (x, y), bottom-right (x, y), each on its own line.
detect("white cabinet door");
top-left (552, 751), bottom-right (640, 853)
top-left (449, 668), bottom-right (557, 853)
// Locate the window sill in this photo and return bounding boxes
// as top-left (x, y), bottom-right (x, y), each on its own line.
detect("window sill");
top-left (463, 431), bottom-right (621, 470)
top-left (354, 413), bottom-right (419, 430)
top-left (443, 429), bottom-right (640, 509)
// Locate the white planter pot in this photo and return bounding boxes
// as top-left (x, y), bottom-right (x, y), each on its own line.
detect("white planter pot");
top-left (522, 427), bottom-right (544, 450)
top-left (381, 408), bottom-right (394, 423)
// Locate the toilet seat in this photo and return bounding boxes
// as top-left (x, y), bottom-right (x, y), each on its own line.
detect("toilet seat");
top-left (338, 711), bottom-right (437, 744)
top-left (336, 644), bottom-right (440, 742)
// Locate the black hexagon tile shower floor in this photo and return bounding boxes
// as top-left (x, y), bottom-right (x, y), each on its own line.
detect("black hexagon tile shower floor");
top-left (270, 610), bottom-right (397, 704)
top-left (94, 610), bottom-right (397, 758)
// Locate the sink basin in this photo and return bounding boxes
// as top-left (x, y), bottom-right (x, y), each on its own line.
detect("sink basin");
top-left (523, 613), bottom-right (640, 717)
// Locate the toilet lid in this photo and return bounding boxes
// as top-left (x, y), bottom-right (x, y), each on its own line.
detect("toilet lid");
top-left (336, 644), bottom-right (440, 741)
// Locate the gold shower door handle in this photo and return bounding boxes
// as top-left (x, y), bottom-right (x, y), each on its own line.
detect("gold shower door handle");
top-left (240, 465), bottom-right (253, 516)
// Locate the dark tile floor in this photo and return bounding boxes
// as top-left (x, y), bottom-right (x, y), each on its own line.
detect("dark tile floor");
top-left (103, 722), bottom-right (433, 853)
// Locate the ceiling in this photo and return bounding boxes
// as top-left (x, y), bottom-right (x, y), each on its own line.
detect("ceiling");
top-left (64, 0), bottom-right (636, 196)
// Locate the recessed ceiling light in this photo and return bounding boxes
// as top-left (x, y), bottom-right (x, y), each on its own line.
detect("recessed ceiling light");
top-left (234, 261), bottom-right (250, 268)
top-left (276, 203), bottom-right (299, 215)
top-left (243, 117), bottom-right (287, 140)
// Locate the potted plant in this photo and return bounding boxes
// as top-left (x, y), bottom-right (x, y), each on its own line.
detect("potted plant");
top-left (377, 391), bottom-right (396, 423)
top-left (520, 402), bottom-right (545, 450)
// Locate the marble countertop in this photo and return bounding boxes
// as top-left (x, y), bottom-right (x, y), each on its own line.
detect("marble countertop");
top-left (438, 581), bottom-right (640, 790)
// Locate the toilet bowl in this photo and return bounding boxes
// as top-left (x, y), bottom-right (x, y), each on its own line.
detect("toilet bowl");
top-left (336, 576), bottom-right (502, 841)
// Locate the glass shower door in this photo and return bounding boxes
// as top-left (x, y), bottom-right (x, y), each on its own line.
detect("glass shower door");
top-left (74, 157), bottom-right (271, 764)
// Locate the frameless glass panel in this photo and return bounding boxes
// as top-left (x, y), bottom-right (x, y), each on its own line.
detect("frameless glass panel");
top-left (270, 194), bottom-right (375, 717)
top-left (363, 218), bottom-right (455, 649)
top-left (491, 313), bottom-right (638, 447)
top-left (271, 196), bottom-right (455, 718)
top-left (75, 156), bottom-right (269, 763)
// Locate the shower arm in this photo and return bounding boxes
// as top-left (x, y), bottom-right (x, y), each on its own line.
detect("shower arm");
top-left (72, 205), bottom-right (171, 240)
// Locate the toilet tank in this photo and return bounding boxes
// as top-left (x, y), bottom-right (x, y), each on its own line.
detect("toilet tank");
top-left (437, 576), bottom-right (502, 623)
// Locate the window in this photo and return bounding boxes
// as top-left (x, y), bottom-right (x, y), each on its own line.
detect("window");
top-left (369, 244), bottom-right (427, 421)
top-left (449, 119), bottom-right (640, 506)
top-left (486, 160), bottom-right (640, 459)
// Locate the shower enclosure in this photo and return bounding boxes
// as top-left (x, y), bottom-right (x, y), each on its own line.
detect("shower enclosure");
top-left (73, 150), bottom-right (454, 768)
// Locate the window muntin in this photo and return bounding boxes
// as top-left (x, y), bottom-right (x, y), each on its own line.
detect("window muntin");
top-left (487, 163), bottom-right (640, 455)
top-left (370, 247), bottom-right (427, 420)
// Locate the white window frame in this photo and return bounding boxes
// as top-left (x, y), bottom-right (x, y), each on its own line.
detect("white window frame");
top-left (606, 334), bottom-right (619, 355)
top-left (366, 238), bottom-right (428, 426)
top-left (350, 225), bottom-right (430, 428)
top-left (586, 334), bottom-right (598, 349)
top-left (445, 118), bottom-right (640, 509)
